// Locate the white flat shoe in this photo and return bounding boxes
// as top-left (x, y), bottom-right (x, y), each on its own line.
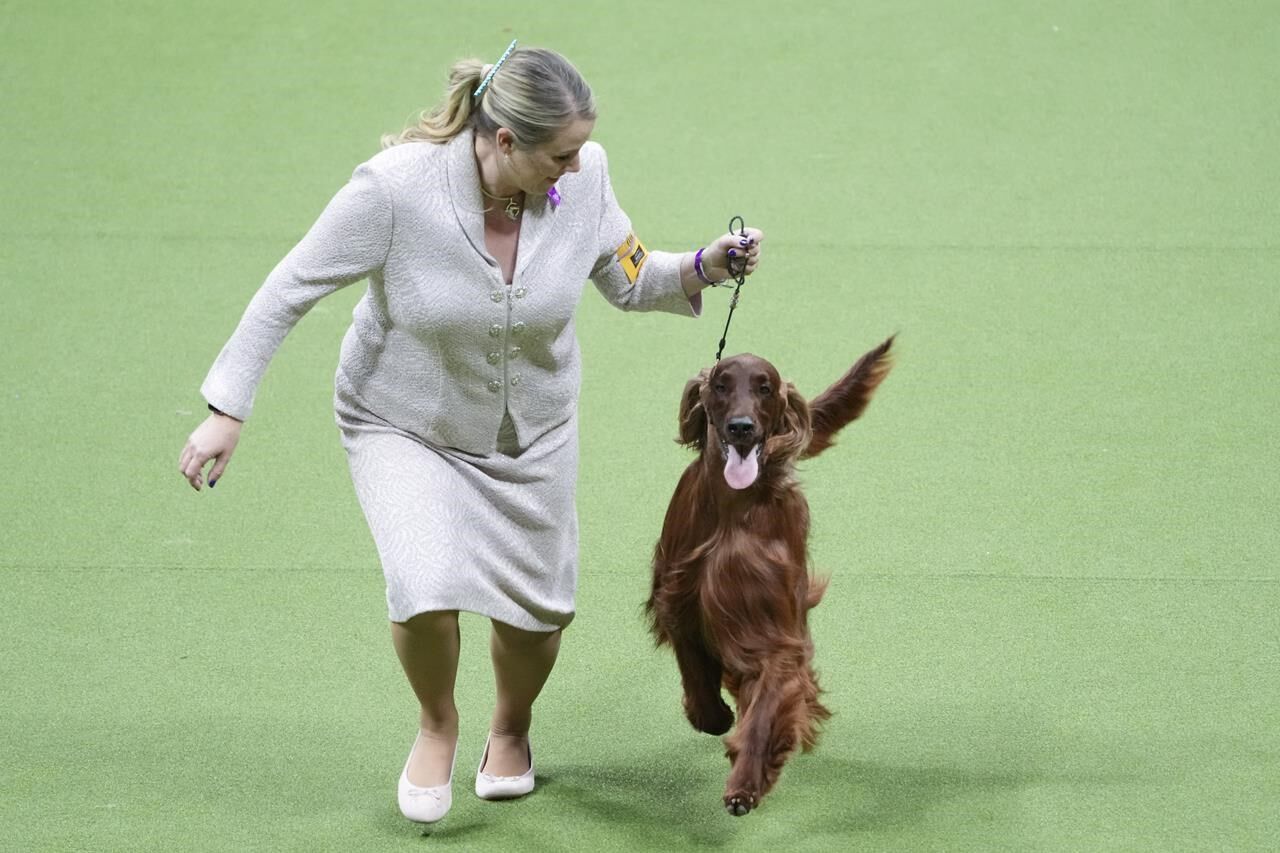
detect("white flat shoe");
top-left (398, 732), bottom-right (457, 823)
top-left (474, 733), bottom-right (535, 800)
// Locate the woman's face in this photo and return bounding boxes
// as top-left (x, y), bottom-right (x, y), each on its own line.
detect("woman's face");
top-left (501, 118), bottom-right (595, 195)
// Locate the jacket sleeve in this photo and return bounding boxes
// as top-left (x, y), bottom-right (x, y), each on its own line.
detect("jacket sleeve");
top-left (588, 146), bottom-right (701, 318)
top-left (200, 162), bottom-right (393, 421)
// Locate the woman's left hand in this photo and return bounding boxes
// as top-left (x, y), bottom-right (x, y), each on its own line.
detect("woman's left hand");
top-left (701, 227), bottom-right (764, 283)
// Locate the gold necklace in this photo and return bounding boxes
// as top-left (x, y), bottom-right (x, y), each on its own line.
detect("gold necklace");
top-left (479, 185), bottom-right (522, 221)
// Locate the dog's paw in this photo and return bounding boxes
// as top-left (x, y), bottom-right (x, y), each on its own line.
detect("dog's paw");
top-left (724, 790), bottom-right (757, 816)
top-left (685, 697), bottom-right (734, 735)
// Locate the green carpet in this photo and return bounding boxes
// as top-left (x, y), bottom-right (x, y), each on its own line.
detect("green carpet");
top-left (3, 1), bottom-right (1277, 850)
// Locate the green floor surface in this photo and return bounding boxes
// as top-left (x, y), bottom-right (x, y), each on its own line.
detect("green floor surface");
top-left (3, 1), bottom-right (1277, 850)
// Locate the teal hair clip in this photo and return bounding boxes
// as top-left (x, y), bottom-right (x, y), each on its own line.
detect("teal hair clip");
top-left (474, 39), bottom-right (518, 98)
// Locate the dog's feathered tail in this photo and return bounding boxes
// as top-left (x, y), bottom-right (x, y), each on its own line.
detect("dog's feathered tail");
top-left (800, 335), bottom-right (895, 460)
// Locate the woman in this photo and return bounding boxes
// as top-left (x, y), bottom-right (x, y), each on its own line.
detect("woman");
top-left (178, 42), bottom-right (763, 823)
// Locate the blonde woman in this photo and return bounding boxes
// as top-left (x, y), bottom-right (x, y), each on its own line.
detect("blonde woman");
top-left (178, 42), bottom-right (763, 823)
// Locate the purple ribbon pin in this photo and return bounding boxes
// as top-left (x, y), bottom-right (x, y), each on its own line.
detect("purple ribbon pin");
top-left (546, 185), bottom-right (561, 208)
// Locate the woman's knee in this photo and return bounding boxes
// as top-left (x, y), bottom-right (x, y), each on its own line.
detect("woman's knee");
top-left (395, 610), bottom-right (460, 640)
top-left (490, 619), bottom-right (561, 650)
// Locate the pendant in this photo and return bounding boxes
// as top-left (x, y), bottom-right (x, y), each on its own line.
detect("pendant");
top-left (504, 199), bottom-right (521, 220)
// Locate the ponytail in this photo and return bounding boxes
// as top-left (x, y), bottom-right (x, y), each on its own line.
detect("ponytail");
top-left (383, 48), bottom-right (595, 150)
top-left (381, 59), bottom-right (487, 148)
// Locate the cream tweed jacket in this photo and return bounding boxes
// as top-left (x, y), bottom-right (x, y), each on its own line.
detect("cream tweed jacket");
top-left (202, 129), bottom-right (701, 453)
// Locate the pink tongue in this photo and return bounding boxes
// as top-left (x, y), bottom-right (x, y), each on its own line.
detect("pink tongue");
top-left (724, 444), bottom-right (760, 490)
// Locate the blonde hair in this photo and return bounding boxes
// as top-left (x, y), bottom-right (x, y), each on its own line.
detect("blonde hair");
top-left (382, 47), bottom-right (595, 149)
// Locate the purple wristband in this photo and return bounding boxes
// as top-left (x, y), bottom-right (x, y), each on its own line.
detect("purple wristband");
top-left (694, 247), bottom-right (714, 285)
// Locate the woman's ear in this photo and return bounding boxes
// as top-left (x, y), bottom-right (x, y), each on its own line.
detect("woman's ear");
top-left (495, 127), bottom-right (516, 155)
top-left (677, 370), bottom-right (710, 449)
top-left (765, 381), bottom-right (812, 461)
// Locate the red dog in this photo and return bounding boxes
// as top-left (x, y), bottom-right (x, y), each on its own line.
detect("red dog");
top-left (646, 337), bottom-right (894, 815)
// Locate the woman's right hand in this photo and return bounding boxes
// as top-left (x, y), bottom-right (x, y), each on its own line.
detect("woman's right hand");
top-left (179, 413), bottom-right (243, 491)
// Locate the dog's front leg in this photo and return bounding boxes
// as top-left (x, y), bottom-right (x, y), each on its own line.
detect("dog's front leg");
top-left (722, 673), bottom-right (768, 815)
top-left (722, 665), bottom-right (802, 816)
top-left (671, 635), bottom-right (734, 736)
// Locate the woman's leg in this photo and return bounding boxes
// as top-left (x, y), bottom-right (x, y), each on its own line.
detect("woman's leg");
top-left (483, 620), bottom-right (563, 776)
top-left (391, 610), bottom-right (461, 785)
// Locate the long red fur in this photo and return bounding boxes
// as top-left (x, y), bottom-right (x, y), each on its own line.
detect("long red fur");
top-left (647, 336), bottom-right (894, 815)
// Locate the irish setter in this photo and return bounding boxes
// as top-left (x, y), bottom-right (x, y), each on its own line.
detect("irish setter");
top-left (646, 336), bottom-right (894, 815)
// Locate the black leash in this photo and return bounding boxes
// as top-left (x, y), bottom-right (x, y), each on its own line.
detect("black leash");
top-left (714, 215), bottom-right (749, 363)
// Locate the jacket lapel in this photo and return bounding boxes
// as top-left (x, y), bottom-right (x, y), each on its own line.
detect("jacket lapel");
top-left (514, 189), bottom-right (556, 279)
top-left (444, 127), bottom-right (562, 278)
top-left (444, 129), bottom-right (493, 263)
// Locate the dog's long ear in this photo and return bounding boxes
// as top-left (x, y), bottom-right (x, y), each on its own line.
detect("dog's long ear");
top-left (677, 369), bottom-right (710, 450)
top-left (765, 381), bottom-right (812, 462)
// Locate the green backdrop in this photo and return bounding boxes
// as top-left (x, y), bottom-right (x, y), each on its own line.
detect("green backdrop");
top-left (2, 1), bottom-right (1276, 850)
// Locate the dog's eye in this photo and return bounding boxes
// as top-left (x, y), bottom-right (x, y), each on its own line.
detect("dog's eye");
top-left (713, 381), bottom-right (727, 394)
top-left (758, 384), bottom-right (773, 396)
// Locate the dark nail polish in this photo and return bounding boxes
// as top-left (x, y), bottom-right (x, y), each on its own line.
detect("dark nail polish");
top-left (209, 478), bottom-right (217, 488)
top-left (728, 249), bottom-right (736, 257)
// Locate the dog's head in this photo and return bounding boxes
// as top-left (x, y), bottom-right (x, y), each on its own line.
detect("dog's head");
top-left (678, 354), bottom-right (811, 490)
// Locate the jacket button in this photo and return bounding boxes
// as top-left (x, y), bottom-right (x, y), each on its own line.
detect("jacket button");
top-left (487, 351), bottom-right (502, 365)
top-left (511, 322), bottom-right (526, 335)
top-left (487, 379), bottom-right (502, 393)
top-left (510, 374), bottom-right (523, 387)
top-left (490, 291), bottom-right (504, 303)
top-left (488, 323), bottom-right (502, 338)
top-left (514, 287), bottom-right (527, 299)
top-left (509, 346), bottom-right (521, 359)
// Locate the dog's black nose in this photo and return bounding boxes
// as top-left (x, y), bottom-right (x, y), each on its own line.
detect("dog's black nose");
top-left (726, 417), bottom-right (756, 440)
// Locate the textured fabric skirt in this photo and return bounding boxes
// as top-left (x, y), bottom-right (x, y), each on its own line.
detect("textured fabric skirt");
top-left (337, 408), bottom-right (579, 632)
